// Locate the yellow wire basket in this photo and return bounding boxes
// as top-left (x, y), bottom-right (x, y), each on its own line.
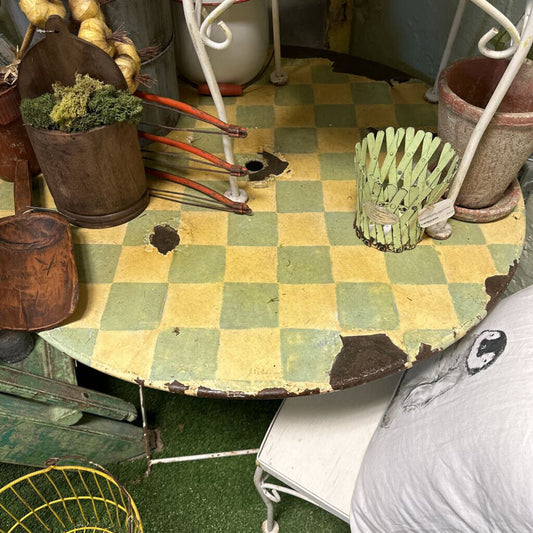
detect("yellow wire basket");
top-left (0, 458), bottom-right (143, 533)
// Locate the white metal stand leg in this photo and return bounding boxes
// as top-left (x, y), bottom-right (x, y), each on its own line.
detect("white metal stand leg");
top-left (426, 0), bottom-right (533, 239)
top-left (425, 0), bottom-right (467, 103)
top-left (181, 0), bottom-right (248, 203)
top-left (270, 0), bottom-right (288, 86)
top-left (254, 465), bottom-right (325, 532)
top-left (254, 466), bottom-right (280, 533)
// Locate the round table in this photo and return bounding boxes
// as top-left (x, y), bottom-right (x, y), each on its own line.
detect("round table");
top-left (32, 186), bottom-right (525, 399)
top-left (1, 59), bottom-right (525, 399)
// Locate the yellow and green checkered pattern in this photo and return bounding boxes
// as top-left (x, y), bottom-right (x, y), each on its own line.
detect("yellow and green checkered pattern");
top-left (0, 58), bottom-right (524, 397)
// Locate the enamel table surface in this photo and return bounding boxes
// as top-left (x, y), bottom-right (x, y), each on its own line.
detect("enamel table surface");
top-left (1, 58), bottom-right (524, 399)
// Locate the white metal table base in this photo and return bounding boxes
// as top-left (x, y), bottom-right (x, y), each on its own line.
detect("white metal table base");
top-left (138, 383), bottom-right (258, 477)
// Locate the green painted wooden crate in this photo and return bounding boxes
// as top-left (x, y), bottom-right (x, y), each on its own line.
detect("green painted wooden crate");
top-left (354, 127), bottom-right (458, 252)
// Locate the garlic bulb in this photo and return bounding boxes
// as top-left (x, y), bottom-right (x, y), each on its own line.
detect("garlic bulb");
top-left (115, 37), bottom-right (141, 71)
top-left (68, 0), bottom-right (104, 22)
top-left (78, 17), bottom-right (116, 57)
top-left (115, 54), bottom-right (140, 93)
top-left (19, 0), bottom-right (66, 29)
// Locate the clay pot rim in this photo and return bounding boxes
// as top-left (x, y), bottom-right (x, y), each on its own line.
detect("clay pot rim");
top-left (438, 57), bottom-right (533, 127)
top-left (25, 121), bottom-right (135, 137)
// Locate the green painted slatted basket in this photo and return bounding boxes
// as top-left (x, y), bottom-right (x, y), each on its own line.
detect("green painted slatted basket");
top-left (354, 127), bottom-right (458, 253)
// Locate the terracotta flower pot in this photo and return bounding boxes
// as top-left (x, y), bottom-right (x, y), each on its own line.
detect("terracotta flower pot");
top-left (438, 57), bottom-right (533, 209)
top-left (0, 84), bottom-right (39, 182)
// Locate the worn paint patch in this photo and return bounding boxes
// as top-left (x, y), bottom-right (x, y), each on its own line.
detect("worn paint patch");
top-left (485, 261), bottom-right (518, 311)
top-left (166, 380), bottom-right (189, 394)
top-left (192, 386), bottom-right (247, 399)
top-left (255, 387), bottom-right (322, 399)
top-left (240, 151), bottom-right (289, 182)
top-left (415, 343), bottom-right (438, 362)
top-left (329, 334), bottom-right (406, 389)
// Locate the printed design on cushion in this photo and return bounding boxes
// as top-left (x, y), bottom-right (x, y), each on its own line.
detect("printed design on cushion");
top-left (382, 329), bottom-right (507, 428)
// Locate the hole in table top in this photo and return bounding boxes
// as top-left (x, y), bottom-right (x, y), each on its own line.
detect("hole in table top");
top-left (245, 160), bottom-right (265, 173)
top-left (150, 224), bottom-right (180, 255)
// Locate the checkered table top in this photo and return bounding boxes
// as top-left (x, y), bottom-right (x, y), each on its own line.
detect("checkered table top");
top-left (1, 58), bottom-right (524, 398)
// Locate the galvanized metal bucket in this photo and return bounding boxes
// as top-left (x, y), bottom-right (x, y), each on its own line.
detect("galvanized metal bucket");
top-left (354, 127), bottom-right (458, 253)
top-left (101, 0), bottom-right (173, 50)
top-left (139, 36), bottom-right (180, 138)
top-left (101, 0), bottom-right (180, 137)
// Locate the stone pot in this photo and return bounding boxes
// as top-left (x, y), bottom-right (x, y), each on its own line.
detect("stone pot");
top-left (438, 57), bottom-right (533, 209)
top-left (0, 84), bottom-right (39, 182)
top-left (172, 0), bottom-right (269, 86)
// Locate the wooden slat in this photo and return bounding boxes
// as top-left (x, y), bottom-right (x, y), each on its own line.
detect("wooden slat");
top-left (7, 338), bottom-right (82, 425)
top-left (0, 409), bottom-right (146, 467)
top-left (0, 366), bottom-right (137, 423)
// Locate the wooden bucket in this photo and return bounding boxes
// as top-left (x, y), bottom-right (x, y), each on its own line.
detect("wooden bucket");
top-left (25, 122), bottom-right (149, 228)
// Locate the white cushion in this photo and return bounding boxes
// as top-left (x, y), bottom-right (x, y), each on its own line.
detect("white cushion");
top-left (351, 285), bottom-right (533, 533)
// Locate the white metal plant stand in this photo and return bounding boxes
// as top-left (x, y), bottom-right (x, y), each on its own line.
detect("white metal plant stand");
top-left (180, 0), bottom-right (287, 203)
top-left (270, 0), bottom-right (288, 85)
top-left (426, 0), bottom-right (533, 238)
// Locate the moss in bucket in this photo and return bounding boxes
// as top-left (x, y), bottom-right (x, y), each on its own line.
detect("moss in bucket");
top-left (20, 73), bottom-right (143, 133)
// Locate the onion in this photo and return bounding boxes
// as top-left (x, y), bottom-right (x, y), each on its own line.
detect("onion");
top-left (78, 17), bottom-right (116, 57)
top-left (115, 37), bottom-right (141, 71)
top-left (68, 0), bottom-right (105, 22)
top-left (19, 0), bottom-right (66, 29)
top-left (115, 54), bottom-right (140, 93)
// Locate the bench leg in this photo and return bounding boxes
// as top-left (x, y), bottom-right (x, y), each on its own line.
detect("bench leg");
top-left (254, 466), bottom-right (280, 533)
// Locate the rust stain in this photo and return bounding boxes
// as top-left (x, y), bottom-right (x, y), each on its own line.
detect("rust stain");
top-left (415, 343), bottom-right (439, 362)
top-left (329, 334), bottom-right (407, 390)
top-left (177, 385), bottom-right (324, 400)
top-left (166, 380), bottom-right (189, 394)
top-left (194, 386), bottom-right (245, 399)
top-left (256, 387), bottom-right (288, 399)
top-left (485, 260), bottom-right (518, 312)
top-left (256, 387), bottom-right (321, 399)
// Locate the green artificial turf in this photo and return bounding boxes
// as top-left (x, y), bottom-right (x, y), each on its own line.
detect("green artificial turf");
top-left (0, 365), bottom-right (349, 532)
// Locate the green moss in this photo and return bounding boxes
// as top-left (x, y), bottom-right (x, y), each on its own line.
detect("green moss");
top-left (72, 85), bottom-right (144, 132)
top-left (20, 93), bottom-right (56, 130)
top-left (20, 73), bottom-right (143, 133)
top-left (49, 74), bottom-right (105, 131)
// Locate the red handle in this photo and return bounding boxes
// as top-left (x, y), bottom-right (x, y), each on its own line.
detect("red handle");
top-left (135, 90), bottom-right (247, 138)
top-left (138, 131), bottom-right (248, 177)
top-left (145, 167), bottom-right (252, 215)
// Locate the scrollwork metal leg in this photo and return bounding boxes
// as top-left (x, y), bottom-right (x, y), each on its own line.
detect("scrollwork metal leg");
top-left (181, 0), bottom-right (248, 203)
top-left (254, 466), bottom-right (280, 533)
